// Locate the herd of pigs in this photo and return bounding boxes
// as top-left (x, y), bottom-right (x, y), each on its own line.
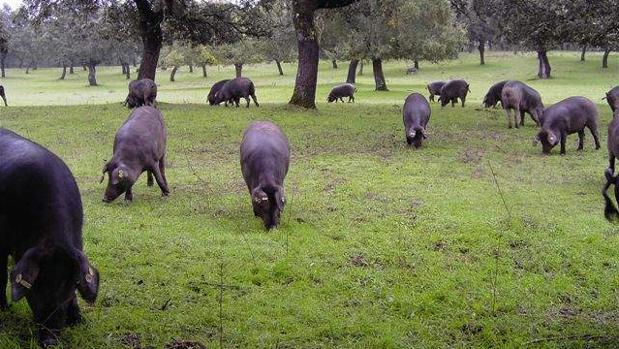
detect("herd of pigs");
top-left (0, 74), bottom-right (618, 346)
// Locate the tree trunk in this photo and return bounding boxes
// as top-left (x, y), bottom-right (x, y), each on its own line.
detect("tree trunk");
top-left (69, 65), bottom-right (74, 74)
top-left (580, 46), bottom-right (586, 61)
top-left (18, 59), bottom-right (23, 68)
top-left (136, 0), bottom-right (163, 80)
top-left (170, 66), bottom-right (178, 81)
top-left (125, 63), bottom-right (131, 80)
top-left (346, 59), bottom-right (358, 84)
top-left (121, 64), bottom-right (127, 75)
top-left (59, 65), bottom-right (67, 80)
top-left (603, 49), bottom-right (611, 68)
top-left (87, 64), bottom-right (97, 86)
top-left (478, 41), bottom-right (485, 65)
top-left (83, 65), bottom-right (87, 71)
top-left (276, 60), bottom-right (284, 75)
top-left (537, 50), bottom-right (551, 79)
top-left (25, 65), bottom-right (29, 74)
top-left (372, 58), bottom-right (388, 91)
top-left (414, 60), bottom-right (419, 69)
top-left (332, 59), bottom-right (337, 69)
top-left (288, 11), bottom-right (320, 109)
top-left (0, 52), bottom-right (5, 78)
top-left (189, 64), bottom-right (193, 73)
top-left (202, 64), bottom-right (207, 78)
top-left (359, 61), bottom-right (364, 75)
top-left (235, 63), bottom-right (243, 77)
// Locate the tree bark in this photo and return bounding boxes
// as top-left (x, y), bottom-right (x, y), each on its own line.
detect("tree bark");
top-left (276, 60), bottom-right (284, 75)
top-left (69, 65), bottom-right (74, 74)
top-left (25, 65), bottom-right (29, 74)
top-left (202, 64), bottom-right (207, 78)
top-left (346, 59), bottom-right (358, 84)
top-left (288, 11), bottom-right (320, 109)
top-left (125, 63), bottom-right (131, 80)
top-left (83, 65), bottom-right (87, 71)
top-left (537, 50), bottom-right (551, 79)
top-left (372, 58), bottom-right (388, 91)
top-left (478, 41), bottom-right (485, 65)
top-left (235, 63), bottom-right (243, 77)
top-left (580, 46), bottom-right (586, 61)
top-left (0, 51), bottom-right (6, 78)
top-left (332, 59), bottom-right (337, 69)
top-left (359, 60), bottom-right (364, 75)
top-left (121, 64), bottom-right (127, 75)
top-left (414, 60), bottom-right (419, 70)
top-left (603, 49), bottom-right (611, 68)
top-left (59, 65), bottom-right (67, 80)
top-left (136, 0), bottom-right (164, 81)
top-left (189, 64), bottom-right (193, 73)
top-left (170, 66), bottom-right (178, 81)
top-left (87, 63), bottom-right (97, 86)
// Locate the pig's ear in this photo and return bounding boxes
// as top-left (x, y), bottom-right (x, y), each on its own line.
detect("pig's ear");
top-left (69, 249), bottom-right (99, 305)
top-left (11, 247), bottom-right (45, 301)
top-left (252, 188), bottom-right (268, 205)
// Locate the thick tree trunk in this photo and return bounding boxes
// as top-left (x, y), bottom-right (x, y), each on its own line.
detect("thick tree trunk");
top-left (580, 46), bottom-right (586, 61)
top-left (170, 66), bottom-right (178, 81)
top-left (87, 64), bottom-right (97, 86)
top-left (59, 65), bottom-right (67, 80)
top-left (0, 53), bottom-right (5, 78)
top-left (121, 64), bottom-right (127, 75)
top-left (332, 59), bottom-right (337, 69)
top-left (202, 64), bottom-right (207, 78)
top-left (537, 50), bottom-right (551, 79)
top-left (189, 64), bottom-right (193, 73)
top-left (372, 58), bottom-right (388, 91)
top-left (603, 49), bottom-right (611, 68)
top-left (276, 60), bottom-right (284, 75)
top-left (359, 61), bottom-right (364, 75)
top-left (289, 11), bottom-right (320, 109)
top-left (82, 65), bottom-right (87, 71)
top-left (136, 0), bottom-right (163, 80)
top-left (346, 59), bottom-right (359, 84)
top-left (478, 41), bottom-right (485, 65)
top-left (235, 63), bottom-right (243, 77)
top-left (124, 63), bottom-right (131, 80)
top-left (69, 65), bottom-right (74, 74)
top-left (414, 60), bottom-right (419, 70)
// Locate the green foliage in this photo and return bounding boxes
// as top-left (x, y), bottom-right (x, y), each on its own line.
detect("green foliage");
top-left (499, 0), bottom-right (568, 51)
top-left (194, 45), bottom-right (217, 66)
top-left (213, 39), bottom-right (264, 66)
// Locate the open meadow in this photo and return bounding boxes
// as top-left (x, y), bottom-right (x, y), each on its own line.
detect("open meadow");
top-left (0, 51), bottom-right (618, 348)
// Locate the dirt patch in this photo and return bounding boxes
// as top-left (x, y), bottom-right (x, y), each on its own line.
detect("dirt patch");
top-left (459, 148), bottom-right (485, 163)
top-left (120, 333), bottom-right (142, 349)
top-left (164, 340), bottom-right (207, 349)
top-left (433, 240), bottom-right (447, 251)
top-left (349, 255), bottom-right (369, 267)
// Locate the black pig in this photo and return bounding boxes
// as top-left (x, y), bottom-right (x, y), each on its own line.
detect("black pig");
top-left (101, 106), bottom-right (169, 202)
top-left (208, 79), bottom-right (230, 106)
top-left (426, 81), bottom-right (445, 103)
top-left (439, 79), bottom-right (470, 107)
top-left (604, 86), bottom-right (619, 113)
top-left (535, 96), bottom-right (600, 155)
top-left (0, 85), bottom-right (6, 106)
top-left (602, 108), bottom-right (619, 221)
top-left (483, 80), bottom-right (508, 108)
top-left (327, 83), bottom-right (356, 103)
top-left (240, 121), bottom-right (290, 230)
top-left (0, 128), bottom-right (99, 347)
top-left (124, 78), bottom-right (157, 108)
top-left (213, 77), bottom-right (259, 108)
top-left (501, 80), bottom-right (544, 129)
top-left (403, 93), bottom-right (431, 148)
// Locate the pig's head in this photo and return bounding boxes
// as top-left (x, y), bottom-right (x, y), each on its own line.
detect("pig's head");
top-left (251, 185), bottom-right (285, 230)
top-left (407, 127), bottom-right (428, 148)
top-left (100, 162), bottom-right (136, 202)
top-left (440, 95), bottom-right (450, 107)
top-left (483, 94), bottom-right (498, 108)
top-left (124, 94), bottom-right (138, 109)
top-left (11, 246), bottom-right (99, 346)
top-left (535, 129), bottom-right (559, 154)
top-left (327, 93), bottom-right (337, 103)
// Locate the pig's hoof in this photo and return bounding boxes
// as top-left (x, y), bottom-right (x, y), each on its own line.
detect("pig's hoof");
top-left (161, 191), bottom-right (170, 197)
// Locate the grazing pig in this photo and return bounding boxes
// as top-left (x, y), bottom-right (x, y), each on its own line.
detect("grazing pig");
top-left (213, 77), bottom-right (259, 108)
top-left (426, 81), bottom-right (445, 102)
top-left (439, 79), bottom-right (470, 107)
top-left (327, 83), bottom-right (356, 103)
top-left (124, 78), bottom-right (157, 108)
top-left (240, 121), bottom-right (290, 230)
top-left (402, 93), bottom-right (431, 148)
top-left (0, 85), bottom-right (6, 106)
top-left (483, 80), bottom-right (508, 108)
top-left (0, 128), bottom-right (99, 347)
top-left (101, 106), bottom-right (169, 202)
top-left (604, 86), bottom-right (619, 112)
top-left (602, 109), bottom-right (619, 222)
top-left (501, 80), bottom-right (544, 129)
top-left (535, 96), bottom-right (600, 155)
top-left (208, 79), bottom-right (230, 106)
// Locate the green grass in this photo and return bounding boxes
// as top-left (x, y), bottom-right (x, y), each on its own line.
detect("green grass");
top-left (0, 51), bottom-right (618, 348)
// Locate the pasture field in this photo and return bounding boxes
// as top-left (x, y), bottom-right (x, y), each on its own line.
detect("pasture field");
top-left (0, 51), bottom-right (618, 348)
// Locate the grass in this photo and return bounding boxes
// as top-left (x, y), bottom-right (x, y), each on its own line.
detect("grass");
top-left (0, 51), bottom-right (618, 348)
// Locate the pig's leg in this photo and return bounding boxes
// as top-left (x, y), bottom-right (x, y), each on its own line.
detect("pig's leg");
top-left (461, 96), bottom-right (466, 107)
top-left (451, 98), bottom-right (456, 108)
top-left (514, 108), bottom-right (520, 129)
top-left (560, 132), bottom-right (567, 155)
top-left (66, 295), bottom-right (82, 325)
top-left (519, 110), bottom-right (526, 126)
top-left (0, 249), bottom-right (7, 309)
top-left (147, 172), bottom-right (154, 187)
top-left (152, 163), bottom-right (170, 196)
top-left (251, 93), bottom-right (259, 107)
top-left (0, 94), bottom-right (6, 106)
top-left (590, 126), bottom-right (601, 150)
top-left (577, 130), bottom-right (585, 150)
top-left (235, 98), bottom-right (240, 108)
top-left (609, 155), bottom-right (616, 173)
top-left (158, 157), bottom-right (169, 188)
top-left (125, 186), bottom-right (134, 201)
top-left (429, 94), bottom-right (434, 102)
top-left (245, 96), bottom-right (251, 108)
top-left (340, 97), bottom-right (345, 103)
top-left (505, 109), bottom-right (512, 129)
